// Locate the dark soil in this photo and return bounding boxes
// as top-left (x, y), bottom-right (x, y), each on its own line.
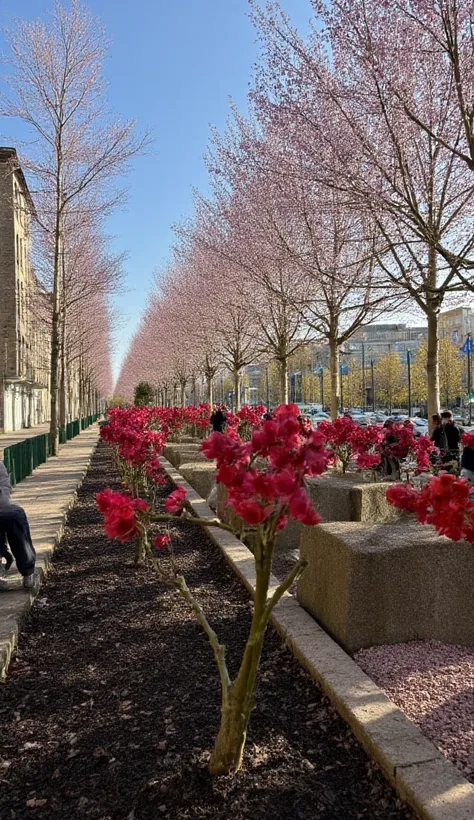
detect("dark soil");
top-left (0, 443), bottom-right (414, 820)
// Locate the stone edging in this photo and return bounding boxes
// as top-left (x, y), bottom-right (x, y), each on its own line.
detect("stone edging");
top-left (159, 454), bottom-right (474, 820)
top-left (0, 428), bottom-right (100, 681)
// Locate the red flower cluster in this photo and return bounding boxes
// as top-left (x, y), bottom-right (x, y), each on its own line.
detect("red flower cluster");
top-left (101, 407), bottom-right (167, 469)
top-left (387, 473), bottom-right (474, 543)
top-left (165, 486), bottom-right (187, 514)
top-left (202, 404), bottom-right (328, 527)
top-left (318, 416), bottom-right (383, 471)
top-left (96, 489), bottom-right (149, 541)
top-left (153, 534), bottom-right (170, 550)
top-left (100, 407), bottom-right (168, 484)
top-left (462, 432), bottom-right (474, 450)
top-left (318, 416), bottom-right (435, 475)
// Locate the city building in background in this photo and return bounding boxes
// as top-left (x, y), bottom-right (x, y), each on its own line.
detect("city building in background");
top-left (347, 323), bottom-right (428, 362)
top-left (0, 147), bottom-right (51, 432)
top-left (439, 306), bottom-right (474, 344)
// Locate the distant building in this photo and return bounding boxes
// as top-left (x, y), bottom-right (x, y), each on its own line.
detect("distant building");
top-left (439, 306), bottom-right (474, 345)
top-left (347, 323), bottom-right (428, 363)
top-left (0, 147), bottom-right (50, 432)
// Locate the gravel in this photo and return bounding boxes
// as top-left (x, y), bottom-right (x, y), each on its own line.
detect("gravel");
top-left (356, 640), bottom-right (474, 780)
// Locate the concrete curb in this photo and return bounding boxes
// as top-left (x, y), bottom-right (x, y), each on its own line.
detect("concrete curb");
top-left (160, 455), bottom-right (474, 820)
top-left (0, 426), bottom-right (100, 681)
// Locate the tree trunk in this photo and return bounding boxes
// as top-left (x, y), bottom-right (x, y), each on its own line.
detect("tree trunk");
top-left (180, 380), bottom-right (186, 408)
top-left (209, 535), bottom-right (271, 775)
top-left (207, 374), bottom-right (214, 406)
top-left (234, 368), bottom-right (241, 412)
top-left (49, 235), bottom-right (61, 454)
top-left (427, 309), bottom-right (440, 425)
top-left (278, 359), bottom-right (288, 404)
top-left (329, 335), bottom-right (340, 420)
top-left (59, 321), bottom-right (66, 428)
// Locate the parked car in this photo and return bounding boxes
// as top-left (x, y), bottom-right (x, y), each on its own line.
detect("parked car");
top-left (312, 414), bottom-right (330, 427)
top-left (409, 418), bottom-right (429, 438)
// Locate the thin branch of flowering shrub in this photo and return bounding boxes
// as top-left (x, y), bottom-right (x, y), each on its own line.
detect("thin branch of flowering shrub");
top-left (96, 402), bottom-right (329, 776)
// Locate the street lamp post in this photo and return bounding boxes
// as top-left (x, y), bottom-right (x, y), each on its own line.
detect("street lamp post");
top-left (469, 336), bottom-right (472, 425)
top-left (362, 342), bottom-right (366, 412)
top-left (461, 333), bottom-right (474, 424)
top-left (339, 364), bottom-right (344, 414)
top-left (319, 367), bottom-right (324, 409)
top-left (371, 359), bottom-right (375, 412)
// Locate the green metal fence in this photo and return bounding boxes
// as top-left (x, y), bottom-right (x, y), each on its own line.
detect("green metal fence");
top-left (3, 432), bottom-right (51, 486)
top-left (3, 413), bottom-right (100, 486)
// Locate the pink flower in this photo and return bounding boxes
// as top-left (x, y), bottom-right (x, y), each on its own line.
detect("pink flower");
top-left (233, 500), bottom-right (272, 525)
top-left (288, 489), bottom-right (321, 525)
top-left (356, 452), bottom-right (381, 470)
top-left (165, 486), bottom-right (187, 514)
top-left (96, 491), bottom-right (149, 542)
top-left (462, 432), bottom-right (474, 449)
top-left (154, 534), bottom-right (170, 550)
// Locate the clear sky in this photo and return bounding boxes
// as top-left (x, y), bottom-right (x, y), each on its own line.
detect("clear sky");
top-left (0, 0), bottom-right (313, 382)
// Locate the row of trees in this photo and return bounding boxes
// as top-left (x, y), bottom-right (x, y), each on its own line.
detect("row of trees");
top-left (123, 337), bottom-right (467, 416)
top-left (3, 0), bottom-right (148, 451)
top-left (116, 0), bottom-right (474, 421)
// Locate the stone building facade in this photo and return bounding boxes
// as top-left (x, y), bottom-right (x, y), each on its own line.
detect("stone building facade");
top-left (0, 148), bottom-right (50, 433)
top-left (438, 306), bottom-right (474, 345)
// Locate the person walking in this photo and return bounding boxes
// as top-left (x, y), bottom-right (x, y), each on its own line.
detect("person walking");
top-left (0, 487), bottom-right (36, 590)
top-left (430, 410), bottom-right (462, 466)
top-left (0, 462), bottom-right (14, 572)
top-left (210, 405), bottom-right (227, 434)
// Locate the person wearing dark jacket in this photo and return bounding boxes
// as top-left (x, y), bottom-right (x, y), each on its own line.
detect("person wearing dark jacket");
top-left (461, 442), bottom-right (474, 482)
top-left (210, 405), bottom-right (227, 433)
top-left (0, 463), bottom-right (14, 572)
top-left (0, 487), bottom-right (36, 590)
top-left (430, 410), bottom-right (462, 464)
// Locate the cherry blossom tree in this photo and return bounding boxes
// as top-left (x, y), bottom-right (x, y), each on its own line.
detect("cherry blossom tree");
top-left (2, 0), bottom-right (149, 453)
top-left (250, 0), bottom-right (474, 423)
top-left (173, 227), bottom-right (260, 410)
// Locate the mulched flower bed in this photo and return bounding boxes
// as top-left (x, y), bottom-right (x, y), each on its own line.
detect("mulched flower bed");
top-left (0, 442), bottom-right (414, 819)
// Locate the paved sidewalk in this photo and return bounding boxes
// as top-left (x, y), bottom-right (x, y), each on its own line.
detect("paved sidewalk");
top-left (0, 422), bottom-right (50, 451)
top-left (0, 425), bottom-right (100, 679)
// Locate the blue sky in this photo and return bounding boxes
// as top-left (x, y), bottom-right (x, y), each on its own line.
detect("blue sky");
top-left (0, 0), bottom-right (312, 381)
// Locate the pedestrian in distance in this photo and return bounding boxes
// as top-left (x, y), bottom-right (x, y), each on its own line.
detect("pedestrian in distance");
top-left (210, 404), bottom-right (227, 434)
top-left (430, 410), bottom-right (462, 466)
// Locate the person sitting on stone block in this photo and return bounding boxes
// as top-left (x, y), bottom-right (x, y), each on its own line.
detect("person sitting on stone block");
top-left (0, 462), bottom-right (15, 572)
top-left (0, 486), bottom-right (36, 590)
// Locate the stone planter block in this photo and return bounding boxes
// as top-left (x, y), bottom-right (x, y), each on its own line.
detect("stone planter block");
top-left (179, 462), bottom-right (216, 500)
top-left (306, 474), bottom-right (401, 524)
top-left (163, 444), bottom-right (204, 469)
top-left (275, 474), bottom-right (401, 553)
top-left (297, 520), bottom-right (474, 653)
